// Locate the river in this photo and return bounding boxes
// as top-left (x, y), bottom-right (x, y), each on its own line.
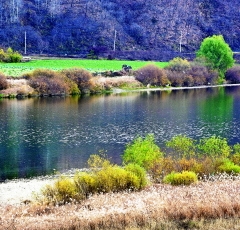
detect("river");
top-left (1, 86), bottom-right (240, 180)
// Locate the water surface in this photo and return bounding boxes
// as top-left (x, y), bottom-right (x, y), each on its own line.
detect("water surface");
top-left (1, 86), bottom-right (240, 180)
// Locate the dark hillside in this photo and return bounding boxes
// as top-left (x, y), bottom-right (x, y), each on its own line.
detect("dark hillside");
top-left (0, 0), bottom-right (239, 60)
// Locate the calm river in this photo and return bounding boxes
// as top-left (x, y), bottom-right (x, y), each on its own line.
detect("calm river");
top-left (1, 86), bottom-right (240, 180)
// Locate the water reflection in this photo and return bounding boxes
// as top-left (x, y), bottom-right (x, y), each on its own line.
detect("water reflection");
top-left (1, 86), bottom-right (240, 180)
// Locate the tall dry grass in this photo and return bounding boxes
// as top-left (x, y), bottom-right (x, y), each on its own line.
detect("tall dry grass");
top-left (1, 178), bottom-right (240, 229)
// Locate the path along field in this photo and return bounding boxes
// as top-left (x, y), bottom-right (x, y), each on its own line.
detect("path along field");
top-left (0, 59), bottom-right (168, 77)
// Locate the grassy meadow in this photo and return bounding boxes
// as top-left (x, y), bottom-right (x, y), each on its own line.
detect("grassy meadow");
top-left (0, 59), bottom-right (169, 77)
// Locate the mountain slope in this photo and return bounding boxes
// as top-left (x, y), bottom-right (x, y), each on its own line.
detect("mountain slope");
top-left (0, 0), bottom-right (239, 60)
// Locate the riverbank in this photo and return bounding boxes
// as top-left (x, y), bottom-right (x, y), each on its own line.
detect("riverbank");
top-left (2, 77), bottom-right (240, 98)
top-left (1, 176), bottom-right (240, 229)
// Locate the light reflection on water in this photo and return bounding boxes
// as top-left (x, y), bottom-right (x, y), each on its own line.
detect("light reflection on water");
top-left (1, 86), bottom-right (240, 180)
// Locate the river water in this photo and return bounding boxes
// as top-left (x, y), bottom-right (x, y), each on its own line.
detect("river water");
top-left (1, 86), bottom-right (240, 180)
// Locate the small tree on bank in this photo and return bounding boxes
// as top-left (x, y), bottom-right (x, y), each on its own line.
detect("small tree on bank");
top-left (196, 35), bottom-right (234, 80)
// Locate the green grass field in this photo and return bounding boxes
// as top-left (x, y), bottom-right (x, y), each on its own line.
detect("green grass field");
top-left (0, 59), bottom-right (168, 77)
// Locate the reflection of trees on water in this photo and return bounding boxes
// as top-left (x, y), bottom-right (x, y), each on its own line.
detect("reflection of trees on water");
top-left (199, 87), bottom-right (233, 138)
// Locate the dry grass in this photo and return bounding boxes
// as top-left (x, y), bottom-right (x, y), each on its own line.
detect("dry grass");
top-left (94, 76), bottom-right (142, 90)
top-left (1, 179), bottom-right (240, 229)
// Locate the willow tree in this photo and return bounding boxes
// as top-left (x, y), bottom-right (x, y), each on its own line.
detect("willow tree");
top-left (197, 35), bottom-right (234, 79)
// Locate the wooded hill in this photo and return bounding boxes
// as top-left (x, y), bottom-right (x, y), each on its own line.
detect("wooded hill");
top-left (0, 0), bottom-right (239, 60)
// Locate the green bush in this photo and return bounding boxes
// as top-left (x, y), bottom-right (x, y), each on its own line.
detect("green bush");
top-left (122, 134), bottom-right (163, 169)
top-left (163, 171), bottom-right (198, 186)
top-left (217, 159), bottom-right (240, 174)
top-left (166, 135), bottom-right (196, 158)
top-left (197, 135), bottom-right (232, 158)
top-left (2, 47), bottom-right (22, 63)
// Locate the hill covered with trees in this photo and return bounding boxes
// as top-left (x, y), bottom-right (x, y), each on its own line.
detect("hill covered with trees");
top-left (0, 0), bottom-right (239, 60)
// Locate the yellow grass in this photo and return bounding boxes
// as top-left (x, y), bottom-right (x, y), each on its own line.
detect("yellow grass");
top-left (1, 179), bottom-right (240, 229)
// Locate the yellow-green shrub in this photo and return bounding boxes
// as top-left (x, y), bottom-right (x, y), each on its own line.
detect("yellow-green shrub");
top-left (163, 171), bottom-right (198, 186)
top-left (122, 134), bottom-right (163, 169)
top-left (125, 163), bottom-right (148, 188)
top-left (41, 176), bottom-right (79, 205)
top-left (95, 165), bottom-right (142, 193)
top-left (74, 172), bottom-right (97, 198)
top-left (217, 159), bottom-right (240, 174)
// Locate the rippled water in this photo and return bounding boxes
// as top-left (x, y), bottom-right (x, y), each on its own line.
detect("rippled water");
top-left (1, 86), bottom-right (240, 180)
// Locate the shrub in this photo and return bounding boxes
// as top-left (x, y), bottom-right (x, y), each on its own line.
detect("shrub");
top-left (197, 135), bottom-right (232, 158)
top-left (175, 158), bottom-right (202, 173)
top-left (135, 64), bottom-right (169, 86)
top-left (165, 70), bottom-right (184, 87)
top-left (122, 134), bottom-right (163, 169)
top-left (42, 176), bottom-right (79, 205)
top-left (125, 163), bottom-right (148, 188)
top-left (230, 153), bottom-right (240, 165)
top-left (0, 73), bottom-right (8, 90)
top-left (87, 152), bottom-right (112, 171)
top-left (230, 144), bottom-right (240, 165)
top-left (0, 47), bottom-right (22, 63)
top-left (74, 172), bottom-right (97, 198)
top-left (27, 69), bottom-right (75, 95)
top-left (166, 57), bottom-right (191, 72)
top-left (163, 171), bottom-right (198, 186)
top-left (166, 135), bottom-right (196, 158)
top-left (217, 159), bottom-right (240, 174)
top-left (225, 66), bottom-right (240, 83)
top-left (148, 157), bottom-right (175, 182)
top-left (61, 68), bottom-right (95, 93)
top-left (188, 64), bottom-right (218, 85)
top-left (95, 165), bottom-right (143, 193)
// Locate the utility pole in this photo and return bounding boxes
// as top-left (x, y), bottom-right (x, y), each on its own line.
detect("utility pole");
top-left (179, 31), bottom-right (182, 53)
top-left (24, 31), bottom-right (27, 55)
top-left (113, 30), bottom-right (117, 51)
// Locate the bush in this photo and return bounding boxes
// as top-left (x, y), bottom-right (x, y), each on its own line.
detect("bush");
top-left (197, 136), bottom-right (232, 158)
top-left (42, 176), bottom-right (79, 205)
top-left (135, 64), bottom-right (169, 86)
top-left (125, 163), bottom-right (148, 188)
top-left (122, 134), bottom-right (163, 169)
top-left (0, 73), bottom-right (8, 90)
top-left (148, 157), bottom-right (175, 182)
top-left (163, 171), bottom-right (198, 186)
top-left (74, 172), bottom-right (97, 198)
top-left (165, 70), bottom-right (184, 87)
top-left (95, 165), bottom-right (143, 193)
top-left (166, 135), bottom-right (196, 158)
top-left (225, 66), bottom-right (240, 83)
top-left (217, 159), bottom-right (240, 174)
top-left (27, 69), bottom-right (77, 95)
top-left (166, 57), bottom-right (191, 72)
top-left (61, 68), bottom-right (95, 93)
top-left (3, 47), bottom-right (22, 63)
top-left (188, 64), bottom-right (218, 85)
